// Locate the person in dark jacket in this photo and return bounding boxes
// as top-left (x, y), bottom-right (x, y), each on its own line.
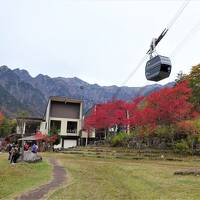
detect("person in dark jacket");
top-left (7, 143), bottom-right (12, 160)
top-left (10, 145), bottom-right (20, 164)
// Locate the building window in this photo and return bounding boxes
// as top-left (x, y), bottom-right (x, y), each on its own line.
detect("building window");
top-left (67, 121), bottom-right (77, 134)
top-left (50, 120), bottom-right (61, 134)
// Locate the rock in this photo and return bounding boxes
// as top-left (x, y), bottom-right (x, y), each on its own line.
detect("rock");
top-left (18, 150), bottom-right (42, 163)
top-left (174, 169), bottom-right (200, 176)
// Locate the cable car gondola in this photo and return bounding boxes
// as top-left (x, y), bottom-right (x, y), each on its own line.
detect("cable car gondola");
top-left (145, 35), bottom-right (172, 82)
top-left (145, 55), bottom-right (172, 81)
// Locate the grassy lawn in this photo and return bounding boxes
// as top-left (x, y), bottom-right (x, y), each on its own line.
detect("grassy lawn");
top-left (0, 153), bottom-right (52, 200)
top-left (1, 148), bottom-right (200, 200)
top-left (47, 151), bottom-right (200, 200)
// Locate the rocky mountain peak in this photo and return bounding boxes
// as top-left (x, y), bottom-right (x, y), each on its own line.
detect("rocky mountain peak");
top-left (13, 68), bottom-right (32, 82)
top-left (0, 66), bottom-right (175, 117)
top-left (0, 65), bottom-right (10, 72)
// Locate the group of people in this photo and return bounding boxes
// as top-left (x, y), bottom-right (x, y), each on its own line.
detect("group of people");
top-left (24, 142), bottom-right (38, 153)
top-left (7, 143), bottom-right (20, 164)
top-left (7, 142), bottom-right (39, 164)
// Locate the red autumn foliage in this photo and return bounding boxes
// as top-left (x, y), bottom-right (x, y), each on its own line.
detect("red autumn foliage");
top-left (145, 81), bottom-right (195, 125)
top-left (127, 96), bottom-right (146, 127)
top-left (84, 81), bottom-right (198, 132)
top-left (34, 131), bottom-right (58, 143)
top-left (34, 131), bottom-right (45, 140)
top-left (84, 100), bottom-right (128, 130)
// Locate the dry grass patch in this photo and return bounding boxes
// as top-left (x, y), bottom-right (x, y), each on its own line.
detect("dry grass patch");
top-left (47, 153), bottom-right (200, 200)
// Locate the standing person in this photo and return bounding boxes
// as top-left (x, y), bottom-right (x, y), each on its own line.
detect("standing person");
top-left (13, 146), bottom-right (20, 163)
top-left (10, 145), bottom-right (15, 164)
top-left (7, 143), bottom-right (12, 160)
top-left (10, 145), bottom-right (20, 164)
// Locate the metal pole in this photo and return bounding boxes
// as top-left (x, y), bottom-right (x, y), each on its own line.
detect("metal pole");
top-left (21, 121), bottom-right (26, 161)
top-left (85, 136), bottom-right (88, 146)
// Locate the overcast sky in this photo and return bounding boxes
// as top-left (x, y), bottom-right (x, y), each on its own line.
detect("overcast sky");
top-left (0, 0), bottom-right (200, 87)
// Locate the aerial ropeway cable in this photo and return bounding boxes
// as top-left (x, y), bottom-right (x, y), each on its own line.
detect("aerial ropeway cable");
top-left (170, 19), bottom-right (200, 58)
top-left (145, 0), bottom-right (191, 81)
top-left (112, 0), bottom-right (191, 99)
top-left (146, 0), bottom-right (191, 55)
top-left (130, 0), bottom-right (191, 83)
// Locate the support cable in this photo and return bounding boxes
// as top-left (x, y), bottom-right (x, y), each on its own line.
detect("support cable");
top-left (112, 0), bottom-right (191, 99)
top-left (170, 19), bottom-right (200, 57)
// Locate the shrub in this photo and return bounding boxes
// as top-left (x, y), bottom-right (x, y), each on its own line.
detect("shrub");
top-left (192, 118), bottom-right (200, 134)
top-left (110, 132), bottom-right (129, 147)
top-left (155, 125), bottom-right (175, 140)
top-left (174, 140), bottom-right (190, 154)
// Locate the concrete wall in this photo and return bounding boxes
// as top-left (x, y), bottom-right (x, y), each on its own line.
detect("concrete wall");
top-left (49, 117), bottom-right (81, 136)
top-left (40, 100), bottom-right (51, 135)
top-left (82, 130), bottom-right (95, 138)
top-left (40, 122), bottom-right (47, 134)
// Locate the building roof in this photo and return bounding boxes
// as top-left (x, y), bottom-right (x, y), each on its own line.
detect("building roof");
top-left (49, 96), bottom-right (82, 104)
top-left (16, 117), bottom-right (44, 122)
top-left (18, 135), bottom-right (46, 141)
top-left (42, 96), bottom-right (83, 120)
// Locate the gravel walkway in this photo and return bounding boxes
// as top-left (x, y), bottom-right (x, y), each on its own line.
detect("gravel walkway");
top-left (15, 158), bottom-right (66, 200)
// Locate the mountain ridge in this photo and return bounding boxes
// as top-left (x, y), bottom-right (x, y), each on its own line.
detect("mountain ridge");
top-left (0, 66), bottom-right (175, 117)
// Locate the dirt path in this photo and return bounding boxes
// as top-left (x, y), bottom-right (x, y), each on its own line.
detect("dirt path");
top-left (15, 158), bottom-right (66, 200)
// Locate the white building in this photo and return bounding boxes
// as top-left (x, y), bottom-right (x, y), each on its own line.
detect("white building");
top-left (40, 96), bottom-right (85, 149)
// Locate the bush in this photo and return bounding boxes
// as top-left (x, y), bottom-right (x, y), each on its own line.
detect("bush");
top-left (155, 125), bottom-right (175, 139)
top-left (110, 132), bottom-right (130, 147)
top-left (192, 118), bottom-right (200, 134)
top-left (174, 140), bottom-right (190, 154)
